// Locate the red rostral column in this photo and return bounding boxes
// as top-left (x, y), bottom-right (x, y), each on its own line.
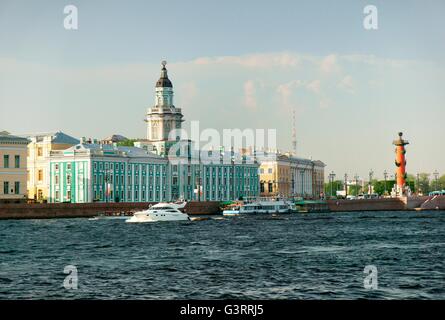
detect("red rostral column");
top-left (393, 132), bottom-right (409, 195)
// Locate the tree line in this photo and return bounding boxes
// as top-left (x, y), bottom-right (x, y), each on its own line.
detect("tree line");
top-left (324, 173), bottom-right (445, 196)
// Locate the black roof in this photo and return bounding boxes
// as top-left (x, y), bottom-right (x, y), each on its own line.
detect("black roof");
top-left (156, 66), bottom-right (173, 88)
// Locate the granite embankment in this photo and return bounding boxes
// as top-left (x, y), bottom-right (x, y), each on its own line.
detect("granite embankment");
top-left (0, 201), bottom-right (221, 220)
top-left (327, 196), bottom-right (445, 212)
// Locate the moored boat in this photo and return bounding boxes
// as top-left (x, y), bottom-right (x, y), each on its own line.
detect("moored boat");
top-left (222, 200), bottom-right (296, 215)
top-left (125, 202), bottom-right (190, 223)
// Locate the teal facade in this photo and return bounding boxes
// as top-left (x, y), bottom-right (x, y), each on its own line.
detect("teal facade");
top-left (49, 144), bottom-right (260, 203)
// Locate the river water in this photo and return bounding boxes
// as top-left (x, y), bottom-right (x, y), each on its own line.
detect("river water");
top-left (0, 211), bottom-right (444, 299)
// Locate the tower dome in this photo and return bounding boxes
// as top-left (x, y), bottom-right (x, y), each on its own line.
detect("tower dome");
top-left (156, 60), bottom-right (173, 88)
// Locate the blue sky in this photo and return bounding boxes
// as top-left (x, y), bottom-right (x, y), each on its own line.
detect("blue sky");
top-left (0, 0), bottom-right (444, 180)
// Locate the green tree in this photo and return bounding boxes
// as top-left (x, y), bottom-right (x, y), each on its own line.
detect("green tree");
top-left (417, 173), bottom-right (431, 195)
top-left (438, 175), bottom-right (445, 190)
top-left (348, 185), bottom-right (361, 196)
top-left (117, 139), bottom-right (137, 147)
top-left (324, 180), bottom-right (343, 197)
top-left (372, 180), bottom-right (396, 195)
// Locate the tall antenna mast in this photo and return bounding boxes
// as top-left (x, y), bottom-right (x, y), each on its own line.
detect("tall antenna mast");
top-left (292, 108), bottom-right (297, 156)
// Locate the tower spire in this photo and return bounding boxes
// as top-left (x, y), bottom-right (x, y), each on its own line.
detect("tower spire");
top-left (156, 60), bottom-right (172, 88)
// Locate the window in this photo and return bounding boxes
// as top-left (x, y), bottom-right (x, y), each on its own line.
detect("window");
top-left (260, 168), bottom-right (264, 174)
top-left (3, 155), bottom-right (9, 168)
top-left (67, 175), bottom-right (71, 185)
top-left (172, 177), bottom-right (178, 185)
top-left (38, 169), bottom-right (43, 182)
top-left (268, 168), bottom-right (272, 174)
top-left (55, 175), bottom-right (59, 185)
top-left (67, 163), bottom-right (71, 170)
top-left (14, 155), bottom-right (20, 168)
top-left (268, 182), bottom-right (273, 192)
top-left (116, 175), bottom-right (119, 185)
top-left (67, 190), bottom-right (71, 200)
top-left (3, 181), bottom-right (9, 194)
top-left (37, 147), bottom-right (43, 157)
top-left (55, 164), bottom-right (59, 171)
top-left (94, 162), bottom-right (97, 170)
top-left (55, 190), bottom-right (59, 200)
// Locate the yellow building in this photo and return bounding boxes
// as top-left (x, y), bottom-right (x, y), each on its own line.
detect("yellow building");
top-left (26, 132), bottom-right (79, 201)
top-left (0, 131), bottom-right (29, 203)
top-left (259, 153), bottom-right (325, 199)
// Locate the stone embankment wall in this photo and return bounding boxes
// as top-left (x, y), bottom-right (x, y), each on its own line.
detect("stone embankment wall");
top-left (327, 198), bottom-right (406, 212)
top-left (0, 201), bottom-right (221, 220)
top-left (327, 196), bottom-right (445, 212)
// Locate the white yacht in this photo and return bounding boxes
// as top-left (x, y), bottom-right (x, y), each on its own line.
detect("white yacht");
top-left (126, 202), bottom-right (190, 223)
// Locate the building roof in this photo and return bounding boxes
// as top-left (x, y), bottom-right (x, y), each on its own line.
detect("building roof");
top-left (155, 61), bottom-right (173, 88)
top-left (22, 131), bottom-right (79, 145)
top-left (257, 151), bottom-right (325, 167)
top-left (102, 134), bottom-right (128, 142)
top-left (63, 143), bottom-right (166, 160)
top-left (0, 131), bottom-right (29, 144)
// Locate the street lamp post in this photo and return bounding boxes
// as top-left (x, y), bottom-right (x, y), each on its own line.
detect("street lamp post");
top-left (300, 169), bottom-right (305, 199)
top-left (344, 173), bottom-right (348, 198)
top-left (354, 174), bottom-right (359, 196)
top-left (329, 171), bottom-right (336, 198)
top-left (433, 170), bottom-right (439, 191)
top-left (383, 170), bottom-right (388, 195)
top-left (416, 173), bottom-right (420, 195)
top-left (368, 169), bottom-right (374, 194)
top-left (104, 168), bottom-right (112, 203)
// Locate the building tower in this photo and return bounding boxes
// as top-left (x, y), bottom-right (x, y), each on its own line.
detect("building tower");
top-left (393, 132), bottom-right (409, 196)
top-left (145, 61), bottom-right (184, 156)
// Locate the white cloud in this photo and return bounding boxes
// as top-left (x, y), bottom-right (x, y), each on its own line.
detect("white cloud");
top-left (320, 54), bottom-right (339, 74)
top-left (193, 52), bottom-right (300, 68)
top-left (306, 80), bottom-right (321, 94)
top-left (276, 80), bottom-right (302, 110)
top-left (337, 75), bottom-right (355, 93)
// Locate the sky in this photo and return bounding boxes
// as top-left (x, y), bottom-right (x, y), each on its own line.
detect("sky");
top-left (0, 0), bottom-right (444, 180)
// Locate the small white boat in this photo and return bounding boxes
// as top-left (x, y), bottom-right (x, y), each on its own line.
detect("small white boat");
top-left (223, 200), bottom-right (296, 215)
top-left (222, 206), bottom-right (241, 216)
top-left (126, 202), bottom-right (190, 223)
